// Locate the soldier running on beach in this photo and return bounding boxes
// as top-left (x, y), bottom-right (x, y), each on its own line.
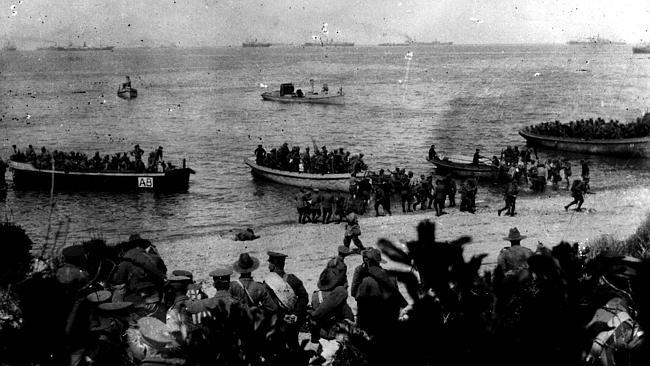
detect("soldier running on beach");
top-left (343, 212), bottom-right (365, 252)
top-left (498, 180), bottom-right (518, 216)
top-left (565, 179), bottom-right (587, 212)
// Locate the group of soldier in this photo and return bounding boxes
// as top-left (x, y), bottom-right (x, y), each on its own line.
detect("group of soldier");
top-left (254, 144), bottom-right (367, 175)
top-left (346, 167), bottom-right (479, 217)
top-left (294, 188), bottom-right (349, 224)
top-left (495, 148), bottom-right (593, 216)
top-left (352, 142), bottom-right (593, 220)
top-left (16, 232), bottom-right (405, 365)
top-left (286, 138), bottom-right (597, 223)
top-left (524, 113), bottom-right (650, 139)
top-left (10, 144), bottom-right (170, 173)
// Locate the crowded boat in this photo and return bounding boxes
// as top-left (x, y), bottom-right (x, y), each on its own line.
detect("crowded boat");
top-left (254, 143), bottom-right (367, 175)
top-left (10, 144), bottom-right (175, 173)
top-left (524, 114), bottom-right (650, 139)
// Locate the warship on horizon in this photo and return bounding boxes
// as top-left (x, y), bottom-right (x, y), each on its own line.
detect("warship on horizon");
top-left (378, 40), bottom-right (453, 46)
top-left (242, 40), bottom-right (272, 47)
top-left (1, 39), bottom-right (17, 51)
top-left (37, 41), bottom-right (114, 51)
top-left (567, 36), bottom-right (626, 45)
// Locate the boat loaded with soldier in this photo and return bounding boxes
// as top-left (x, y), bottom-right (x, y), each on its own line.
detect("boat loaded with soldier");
top-left (519, 113), bottom-right (650, 157)
top-left (8, 144), bottom-right (194, 192)
top-left (246, 143), bottom-right (367, 192)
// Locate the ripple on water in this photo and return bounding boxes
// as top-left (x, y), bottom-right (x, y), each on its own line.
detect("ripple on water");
top-left (1, 45), bottom-right (650, 245)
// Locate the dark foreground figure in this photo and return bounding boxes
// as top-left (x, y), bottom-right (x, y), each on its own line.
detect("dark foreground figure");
top-left (2, 218), bottom-right (650, 366)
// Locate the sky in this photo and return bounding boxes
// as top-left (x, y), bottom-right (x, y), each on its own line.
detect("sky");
top-left (2, 0), bottom-right (650, 48)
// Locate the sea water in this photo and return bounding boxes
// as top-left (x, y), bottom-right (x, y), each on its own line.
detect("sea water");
top-left (1, 44), bottom-right (649, 246)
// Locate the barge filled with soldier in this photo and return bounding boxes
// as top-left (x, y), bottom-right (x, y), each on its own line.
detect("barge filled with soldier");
top-left (519, 113), bottom-right (650, 157)
top-left (8, 145), bottom-right (195, 192)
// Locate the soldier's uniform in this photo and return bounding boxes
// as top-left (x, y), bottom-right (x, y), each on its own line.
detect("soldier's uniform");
top-left (498, 181), bottom-right (519, 216)
top-left (400, 173), bottom-right (413, 213)
top-left (110, 245), bottom-right (166, 307)
top-left (433, 180), bottom-right (447, 216)
top-left (170, 270), bottom-right (207, 300)
top-left (254, 145), bottom-right (266, 165)
top-left (343, 212), bottom-right (364, 251)
top-left (321, 246), bottom-right (350, 287)
top-left (295, 189), bottom-right (309, 223)
top-left (310, 264), bottom-right (354, 340)
top-left (265, 252), bottom-right (309, 350)
top-left (352, 249), bottom-right (407, 337)
top-left (494, 228), bottom-right (533, 291)
top-left (206, 268), bottom-right (238, 316)
top-left (265, 251), bottom-right (309, 325)
top-left (311, 189), bottom-right (323, 222)
top-left (229, 253), bottom-right (278, 315)
top-left (321, 190), bottom-right (335, 224)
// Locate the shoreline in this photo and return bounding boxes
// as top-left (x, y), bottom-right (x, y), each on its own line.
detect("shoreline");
top-left (157, 185), bottom-right (650, 300)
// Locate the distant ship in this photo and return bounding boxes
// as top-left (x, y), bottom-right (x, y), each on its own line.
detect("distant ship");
top-left (567, 36), bottom-right (626, 45)
top-left (242, 40), bottom-right (271, 48)
top-left (632, 45), bottom-right (650, 54)
top-left (378, 40), bottom-right (453, 46)
top-left (37, 42), bottom-right (114, 51)
top-left (302, 40), bottom-right (354, 47)
top-left (1, 39), bottom-right (17, 51)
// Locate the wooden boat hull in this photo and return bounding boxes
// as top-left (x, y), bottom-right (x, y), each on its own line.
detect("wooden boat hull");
top-left (428, 158), bottom-right (500, 179)
top-left (244, 158), bottom-right (351, 191)
top-left (117, 88), bottom-right (138, 99)
top-left (518, 130), bottom-right (650, 157)
top-left (261, 91), bottom-right (344, 105)
top-left (8, 161), bottom-right (192, 192)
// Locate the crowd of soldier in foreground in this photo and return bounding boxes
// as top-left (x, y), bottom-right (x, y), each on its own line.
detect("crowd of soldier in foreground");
top-left (524, 113), bottom-right (650, 139)
top-left (1, 216), bottom-right (649, 366)
top-left (9, 144), bottom-right (175, 173)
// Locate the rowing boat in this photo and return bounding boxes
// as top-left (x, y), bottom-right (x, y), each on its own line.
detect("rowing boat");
top-left (427, 157), bottom-right (503, 180)
top-left (8, 160), bottom-right (194, 192)
top-left (518, 129), bottom-right (650, 158)
top-left (244, 158), bottom-right (351, 191)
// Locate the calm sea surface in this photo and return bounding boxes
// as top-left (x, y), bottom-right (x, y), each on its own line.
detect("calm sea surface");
top-left (1, 44), bottom-right (650, 245)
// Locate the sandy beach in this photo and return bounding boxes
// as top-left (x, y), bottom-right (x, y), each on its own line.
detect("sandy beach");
top-left (158, 186), bottom-right (650, 303)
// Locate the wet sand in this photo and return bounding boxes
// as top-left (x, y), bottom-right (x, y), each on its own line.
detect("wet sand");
top-left (158, 186), bottom-right (650, 303)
